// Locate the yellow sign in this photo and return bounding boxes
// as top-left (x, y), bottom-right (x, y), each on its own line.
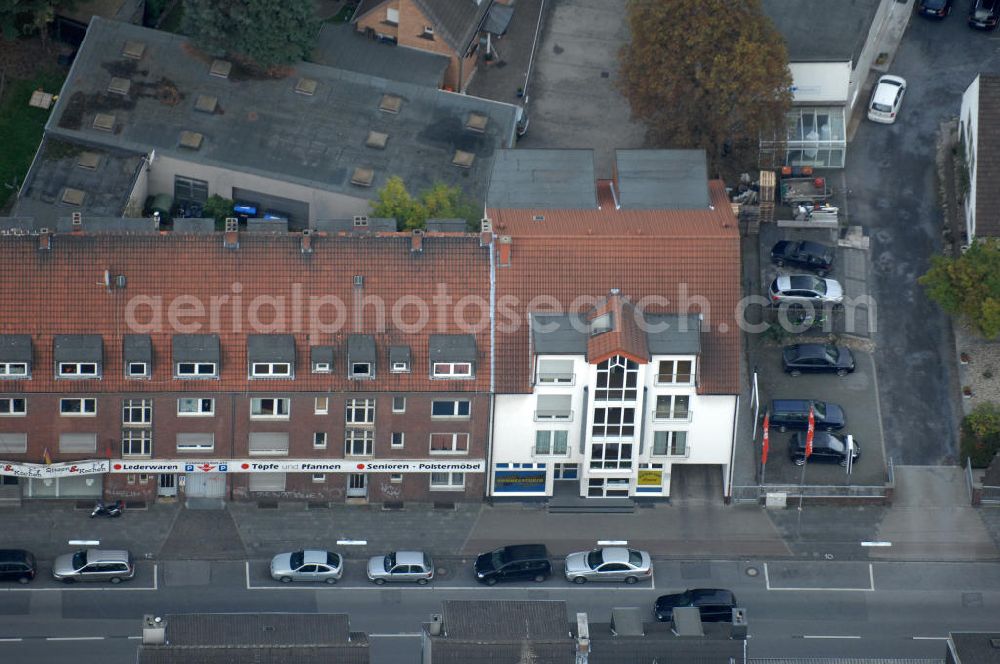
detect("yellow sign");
top-left (637, 470), bottom-right (662, 486)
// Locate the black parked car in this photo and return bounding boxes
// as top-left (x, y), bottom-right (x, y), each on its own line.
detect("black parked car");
top-left (474, 544), bottom-right (551, 585)
top-left (769, 399), bottom-right (846, 432)
top-left (0, 549), bottom-right (37, 584)
top-left (770, 240), bottom-right (834, 276)
top-left (917, 0), bottom-right (952, 18)
top-left (654, 588), bottom-right (739, 623)
top-left (782, 343), bottom-right (855, 376)
top-left (970, 0), bottom-right (1000, 28)
top-left (790, 431), bottom-right (860, 466)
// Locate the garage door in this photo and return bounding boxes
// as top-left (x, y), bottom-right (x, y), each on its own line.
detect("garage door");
top-left (184, 472), bottom-right (226, 498)
top-left (232, 187), bottom-right (309, 229)
top-left (248, 473), bottom-right (286, 492)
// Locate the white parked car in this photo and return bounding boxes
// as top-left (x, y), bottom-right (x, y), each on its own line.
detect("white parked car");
top-left (768, 274), bottom-right (844, 306)
top-left (868, 75), bottom-right (906, 124)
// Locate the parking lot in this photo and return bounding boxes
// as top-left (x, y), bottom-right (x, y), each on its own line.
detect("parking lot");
top-left (0, 561), bottom-right (157, 592)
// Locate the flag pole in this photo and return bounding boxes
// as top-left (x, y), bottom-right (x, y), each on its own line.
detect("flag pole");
top-left (796, 405), bottom-right (815, 539)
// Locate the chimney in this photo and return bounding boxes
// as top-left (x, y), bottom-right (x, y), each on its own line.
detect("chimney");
top-left (479, 218), bottom-right (493, 246)
top-left (38, 231), bottom-right (51, 251)
top-left (71, 212), bottom-right (83, 233)
top-left (575, 613), bottom-right (590, 664)
top-left (428, 613), bottom-right (443, 637)
top-left (223, 217), bottom-right (239, 250)
top-left (411, 228), bottom-right (424, 253)
top-left (301, 229), bottom-right (313, 253)
top-left (497, 235), bottom-right (512, 267)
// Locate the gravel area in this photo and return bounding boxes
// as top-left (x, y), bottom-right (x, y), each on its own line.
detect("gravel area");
top-left (954, 320), bottom-right (1000, 415)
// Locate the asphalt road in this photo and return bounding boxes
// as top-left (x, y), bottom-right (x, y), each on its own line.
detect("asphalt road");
top-left (1, 558), bottom-right (997, 663)
top-left (847, 13), bottom-right (996, 465)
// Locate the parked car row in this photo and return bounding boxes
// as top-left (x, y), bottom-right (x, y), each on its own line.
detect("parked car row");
top-left (916, 0), bottom-right (1000, 30)
top-left (770, 399), bottom-right (860, 467)
top-left (0, 548), bottom-right (136, 584)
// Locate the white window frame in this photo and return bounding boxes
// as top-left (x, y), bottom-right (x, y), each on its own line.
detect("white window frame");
top-left (391, 361), bottom-right (410, 373)
top-left (122, 399), bottom-right (152, 425)
top-left (312, 473), bottom-right (326, 483)
top-left (431, 400), bottom-right (470, 419)
top-left (653, 430), bottom-right (688, 457)
top-left (121, 429), bottom-right (152, 457)
top-left (432, 362), bottom-right (473, 378)
top-left (345, 398), bottom-right (375, 425)
top-left (430, 432), bottom-right (469, 455)
top-left (591, 406), bottom-right (636, 438)
top-left (653, 395), bottom-right (692, 422)
top-left (534, 430), bottom-right (569, 456)
top-left (60, 398), bottom-right (96, 417)
top-left (536, 359), bottom-right (575, 385)
top-left (0, 397), bottom-right (26, 416)
top-left (423, 25), bottom-right (434, 36)
top-left (176, 433), bottom-right (215, 453)
top-left (349, 362), bottom-right (373, 380)
top-left (430, 472), bottom-right (464, 491)
top-left (314, 397), bottom-right (329, 415)
top-left (0, 362), bottom-right (29, 378)
top-left (390, 473), bottom-right (403, 484)
top-left (126, 362), bottom-right (149, 378)
top-left (250, 362), bottom-right (292, 378)
top-left (656, 359), bottom-right (694, 385)
top-left (392, 396), bottom-right (406, 413)
top-left (312, 361), bottom-right (332, 374)
top-left (177, 398), bottom-right (214, 416)
top-left (391, 432), bottom-right (405, 448)
top-left (250, 397), bottom-right (290, 419)
top-left (386, 7), bottom-right (399, 23)
top-left (313, 432), bottom-right (327, 449)
top-left (345, 429), bottom-right (374, 457)
top-left (176, 362), bottom-right (217, 378)
top-left (58, 362), bottom-right (99, 378)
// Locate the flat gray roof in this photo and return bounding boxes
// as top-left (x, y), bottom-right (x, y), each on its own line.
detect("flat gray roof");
top-left (429, 334), bottom-right (477, 363)
top-left (14, 137), bottom-right (144, 225)
top-left (247, 335), bottom-right (295, 364)
top-left (761, 0), bottom-right (880, 63)
top-left (53, 334), bottom-right (103, 363)
top-left (645, 314), bottom-right (701, 355)
top-left (46, 17), bottom-right (517, 211)
top-left (532, 314), bottom-right (588, 354)
top-left (310, 345), bottom-right (334, 365)
top-left (162, 613), bottom-right (352, 646)
top-left (615, 150), bottom-right (709, 210)
top-left (441, 600), bottom-right (567, 641)
top-left (0, 335), bottom-right (32, 363)
top-left (172, 334), bottom-right (220, 364)
top-left (487, 149), bottom-right (597, 209)
top-left (311, 23), bottom-right (449, 89)
top-left (389, 345), bottom-right (411, 366)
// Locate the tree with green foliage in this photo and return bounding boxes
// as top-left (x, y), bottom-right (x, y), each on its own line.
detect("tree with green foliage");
top-left (962, 402), bottom-right (1000, 467)
top-left (203, 194), bottom-right (235, 224)
top-left (618, 0), bottom-right (792, 175)
top-left (182, 0), bottom-right (320, 68)
top-left (371, 177), bottom-right (480, 231)
top-left (919, 240), bottom-right (1000, 338)
top-left (1, 0), bottom-right (64, 44)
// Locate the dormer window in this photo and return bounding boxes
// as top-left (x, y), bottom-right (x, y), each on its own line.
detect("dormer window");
top-left (422, 25), bottom-right (434, 38)
top-left (127, 362), bottom-right (148, 378)
top-left (392, 361), bottom-right (409, 372)
top-left (310, 345), bottom-right (334, 374)
top-left (251, 363), bottom-right (292, 378)
top-left (313, 362), bottom-right (331, 373)
top-left (348, 335), bottom-right (376, 380)
top-left (0, 335), bottom-right (32, 380)
top-left (177, 363), bottom-right (217, 377)
top-left (173, 334), bottom-right (220, 379)
top-left (433, 362), bottom-right (473, 378)
top-left (590, 313), bottom-right (613, 336)
top-left (54, 335), bottom-right (103, 380)
top-left (59, 362), bottom-right (98, 377)
top-left (428, 335), bottom-right (476, 380)
top-left (247, 335), bottom-right (295, 380)
top-left (390, 345), bottom-right (411, 373)
top-left (0, 363), bottom-right (28, 377)
top-left (351, 362), bottom-right (373, 378)
top-left (124, 334), bottom-right (151, 380)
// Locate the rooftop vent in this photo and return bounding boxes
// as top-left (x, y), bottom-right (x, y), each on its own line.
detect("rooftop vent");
top-left (379, 94), bottom-right (402, 114)
top-left (194, 94), bottom-right (218, 114)
top-left (92, 113), bottom-right (115, 132)
top-left (294, 78), bottom-right (317, 96)
top-left (61, 188), bottom-right (85, 206)
top-left (71, 212), bottom-right (82, 226)
top-left (179, 130), bottom-right (204, 150)
top-left (351, 167), bottom-right (374, 187)
top-left (107, 77), bottom-right (131, 96)
top-left (122, 40), bottom-right (146, 60)
top-left (301, 229), bottom-right (313, 253)
top-left (365, 131), bottom-right (388, 149)
top-left (353, 216), bottom-right (369, 227)
top-left (532, 214), bottom-right (545, 222)
top-left (465, 112), bottom-right (488, 133)
top-left (353, 275), bottom-right (364, 287)
top-left (77, 152), bottom-right (100, 170)
top-left (209, 59), bottom-right (232, 79)
top-left (452, 150), bottom-right (475, 169)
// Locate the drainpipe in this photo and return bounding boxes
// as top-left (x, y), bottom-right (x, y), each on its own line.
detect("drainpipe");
top-left (229, 393), bottom-right (237, 502)
top-left (485, 230), bottom-right (497, 500)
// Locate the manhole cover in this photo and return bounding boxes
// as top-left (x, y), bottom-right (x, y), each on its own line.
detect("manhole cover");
top-left (745, 566), bottom-right (759, 577)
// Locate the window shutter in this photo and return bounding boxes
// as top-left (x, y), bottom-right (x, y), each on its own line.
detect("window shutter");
top-left (536, 395), bottom-right (571, 418)
top-left (537, 359), bottom-right (574, 382)
top-left (248, 473), bottom-right (286, 492)
top-left (248, 432), bottom-right (289, 454)
top-left (0, 433), bottom-right (27, 454)
top-left (59, 433), bottom-right (97, 453)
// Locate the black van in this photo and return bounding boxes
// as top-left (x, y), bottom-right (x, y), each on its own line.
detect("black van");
top-left (769, 399), bottom-right (845, 432)
top-left (474, 544), bottom-right (551, 585)
top-left (0, 549), bottom-right (37, 584)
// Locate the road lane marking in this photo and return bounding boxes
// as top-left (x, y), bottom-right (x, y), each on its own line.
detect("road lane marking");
top-left (0, 638), bottom-right (23, 642)
top-left (860, 541), bottom-right (892, 547)
top-left (370, 633), bottom-right (421, 638)
top-left (45, 637), bottom-right (105, 641)
top-left (913, 636), bottom-right (949, 640)
top-left (0, 564), bottom-right (158, 592)
top-left (764, 562), bottom-right (875, 592)
top-left (802, 635), bottom-right (862, 639)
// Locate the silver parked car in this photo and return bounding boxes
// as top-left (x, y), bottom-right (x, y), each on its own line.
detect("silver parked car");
top-left (270, 550), bottom-right (343, 584)
top-left (52, 549), bottom-right (135, 584)
top-left (367, 551), bottom-right (434, 585)
top-left (564, 547), bottom-right (652, 584)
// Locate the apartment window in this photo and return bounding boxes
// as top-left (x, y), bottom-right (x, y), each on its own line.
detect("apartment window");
top-left (176, 362), bottom-right (217, 378)
top-left (0, 362), bottom-right (28, 378)
top-left (386, 7), bottom-right (399, 23)
top-left (176, 433), bottom-right (214, 453)
top-left (59, 432), bottom-right (97, 453)
top-left (121, 429), bottom-right (152, 457)
top-left (251, 398), bottom-right (290, 419)
top-left (350, 362), bottom-right (373, 379)
top-left (535, 430), bottom-right (568, 455)
top-left (432, 362), bottom-right (472, 378)
top-left (535, 395), bottom-right (572, 421)
top-left (127, 474), bottom-right (136, 484)
top-left (345, 429), bottom-right (374, 456)
top-left (430, 472), bottom-right (464, 490)
top-left (0, 433), bottom-right (27, 454)
top-left (591, 407), bottom-right (635, 437)
top-left (656, 360), bottom-right (693, 385)
top-left (174, 174), bottom-right (208, 204)
top-left (0, 397), bottom-right (26, 416)
top-left (249, 432), bottom-right (290, 456)
top-left (313, 432), bottom-right (327, 449)
top-left (390, 473), bottom-right (403, 483)
top-left (312, 362), bottom-right (331, 374)
top-left (653, 431), bottom-right (688, 457)
top-left (58, 362), bottom-right (98, 378)
top-left (431, 400), bottom-right (470, 418)
top-left (590, 440), bottom-right (633, 470)
top-left (654, 395), bottom-right (691, 420)
top-left (139, 474), bottom-right (150, 483)
top-left (430, 433), bottom-right (469, 454)
top-left (127, 362), bottom-right (149, 378)
top-left (122, 399), bottom-right (152, 425)
top-left (315, 397), bottom-right (329, 415)
top-left (178, 398), bottom-right (214, 416)
top-left (392, 396), bottom-right (406, 413)
top-left (345, 398), bottom-right (375, 424)
top-left (60, 398), bottom-right (96, 416)
top-left (596, 355), bottom-right (638, 401)
top-left (537, 359), bottom-right (574, 384)
top-left (391, 361), bottom-right (409, 373)
top-left (250, 363), bottom-right (292, 378)
top-left (391, 432), bottom-right (405, 448)
top-left (312, 474), bottom-right (326, 483)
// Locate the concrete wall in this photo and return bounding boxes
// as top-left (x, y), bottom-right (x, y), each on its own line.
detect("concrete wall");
top-left (849, 0), bottom-right (896, 112)
top-left (960, 75), bottom-right (980, 243)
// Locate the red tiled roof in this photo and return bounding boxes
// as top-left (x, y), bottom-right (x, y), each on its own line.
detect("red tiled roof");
top-left (487, 180), bottom-right (737, 237)
top-left (0, 232), bottom-right (492, 394)
top-left (585, 294), bottom-right (649, 365)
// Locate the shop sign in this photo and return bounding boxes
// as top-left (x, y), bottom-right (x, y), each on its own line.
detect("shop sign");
top-left (637, 470), bottom-right (663, 486)
top-left (108, 459), bottom-right (486, 474)
top-left (0, 460), bottom-right (110, 479)
top-left (493, 469), bottom-right (547, 493)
